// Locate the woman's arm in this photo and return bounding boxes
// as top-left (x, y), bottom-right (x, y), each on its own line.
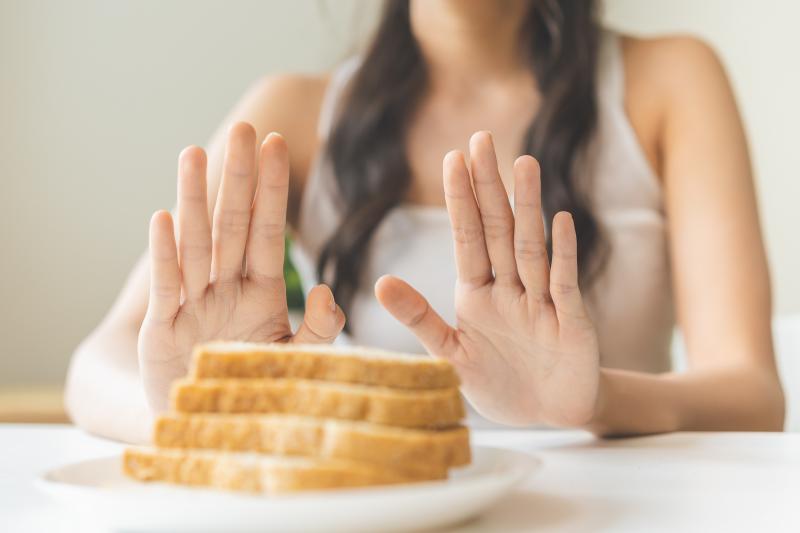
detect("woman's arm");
top-left (590, 366), bottom-right (783, 435)
top-left (587, 36), bottom-right (784, 436)
top-left (377, 37), bottom-right (784, 435)
top-left (65, 257), bottom-right (154, 442)
top-left (65, 75), bottom-right (330, 442)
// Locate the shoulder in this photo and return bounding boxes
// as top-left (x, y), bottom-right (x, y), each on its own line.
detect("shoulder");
top-left (619, 33), bottom-right (733, 113)
top-left (243, 73), bottom-right (331, 138)
top-left (616, 33), bottom-right (740, 172)
top-left (240, 73), bottom-right (332, 188)
top-left (249, 73), bottom-right (330, 105)
top-left (621, 33), bottom-right (723, 70)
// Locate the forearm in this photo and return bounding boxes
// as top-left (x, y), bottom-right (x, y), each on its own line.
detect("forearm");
top-left (64, 325), bottom-right (152, 444)
top-left (587, 365), bottom-right (785, 437)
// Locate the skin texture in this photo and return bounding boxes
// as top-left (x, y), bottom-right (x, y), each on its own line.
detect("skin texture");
top-left (376, 139), bottom-right (600, 427)
top-left (65, 0), bottom-right (783, 442)
top-left (139, 129), bottom-right (345, 413)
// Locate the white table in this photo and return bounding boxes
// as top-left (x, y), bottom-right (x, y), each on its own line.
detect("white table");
top-left (2, 425), bottom-right (798, 532)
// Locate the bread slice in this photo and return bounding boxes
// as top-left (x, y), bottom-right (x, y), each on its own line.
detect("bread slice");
top-left (189, 342), bottom-right (459, 389)
top-left (171, 378), bottom-right (464, 428)
top-left (154, 414), bottom-right (471, 474)
top-left (123, 447), bottom-right (447, 493)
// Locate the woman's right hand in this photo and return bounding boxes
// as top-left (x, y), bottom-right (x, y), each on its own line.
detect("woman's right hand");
top-left (138, 122), bottom-right (345, 413)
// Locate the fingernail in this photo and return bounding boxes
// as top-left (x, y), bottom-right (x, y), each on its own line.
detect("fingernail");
top-left (330, 296), bottom-right (337, 313)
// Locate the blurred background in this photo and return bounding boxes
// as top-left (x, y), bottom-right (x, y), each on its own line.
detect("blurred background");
top-left (1, 1), bottom-right (799, 415)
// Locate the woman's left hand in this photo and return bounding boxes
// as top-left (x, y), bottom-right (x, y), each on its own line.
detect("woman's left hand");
top-left (376, 131), bottom-right (601, 427)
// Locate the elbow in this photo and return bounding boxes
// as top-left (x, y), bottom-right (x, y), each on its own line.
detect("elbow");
top-left (63, 337), bottom-right (94, 430)
top-left (64, 330), bottom-right (114, 435)
top-left (761, 372), bottom-right (786, 431)
top-left (739, 366), bottom-right (785, 432)
top-left (63, 327), bottom-right (153, 444)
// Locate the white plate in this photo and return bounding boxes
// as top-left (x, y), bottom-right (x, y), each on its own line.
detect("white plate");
top-left (37, 446), bottom-right (540, 532)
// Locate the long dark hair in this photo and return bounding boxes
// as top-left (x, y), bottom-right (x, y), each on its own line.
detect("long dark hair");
top-left (318, 0), bottom-right (604, 325)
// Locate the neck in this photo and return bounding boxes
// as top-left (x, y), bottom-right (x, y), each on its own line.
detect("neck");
top-left (410, 0), bottom-right (531, 87)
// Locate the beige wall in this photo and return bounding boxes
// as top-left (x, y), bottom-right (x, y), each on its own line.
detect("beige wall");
top-left (1, 0), bottom-right (798, 385)
top-left (0, 0), bottom-right (379, 385)
top-left (602, 0), bottom-right (800, 317)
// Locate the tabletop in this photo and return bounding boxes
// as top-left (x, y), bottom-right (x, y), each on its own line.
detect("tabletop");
top-left (1, 425), bottom-right (798, 533)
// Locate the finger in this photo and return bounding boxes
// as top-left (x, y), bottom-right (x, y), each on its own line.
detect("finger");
top-left (292, 284), bottom-right (345, 344)
top-left (176, 146), bottom-right (211, 300)
top-left (147, 210), bottom-right (180, 323)
top-left (246, 133), bottom-right (289, 284)
top-left (550, 212), bottom-right (588, 323)
top-left (513, 155), bottom-right (550, 301)
top-left (469, 131), bottom-right (521, 288)
top-left (374, 275), bottom-right (459, 358)
top-left (443, 150), bottom-right (492, 288)
top-left (211, 122), bottom-right (257, 283)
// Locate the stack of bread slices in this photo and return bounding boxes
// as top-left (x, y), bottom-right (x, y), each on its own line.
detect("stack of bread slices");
top-left (123, 342), bottom-right (470, 493)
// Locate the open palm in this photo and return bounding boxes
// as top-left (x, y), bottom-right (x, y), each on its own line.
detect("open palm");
top-left (139, 124), bottom-right (344, 413)
top-left (376, 132), bottom-right (600, 427)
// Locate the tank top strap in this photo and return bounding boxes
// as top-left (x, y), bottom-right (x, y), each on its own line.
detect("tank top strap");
top-left (597, 30), bottom-right (625, 106)
top-left (316, 57), bottom-right (362, 139)
top-left (593, 29), bottom-right (662, 203)
top-left (295, 58), bottom-right (362, 262)
top-left (300, 57), bottom-right (363, 223)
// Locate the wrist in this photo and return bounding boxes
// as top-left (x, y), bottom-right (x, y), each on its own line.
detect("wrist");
top-left (583, 368), bottom-right (612, 436)
top-left (582, 368), bottom-right (685, 437)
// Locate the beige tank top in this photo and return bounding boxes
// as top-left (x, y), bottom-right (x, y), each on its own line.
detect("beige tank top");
top-left (291, 30), bottom-right (674, 374)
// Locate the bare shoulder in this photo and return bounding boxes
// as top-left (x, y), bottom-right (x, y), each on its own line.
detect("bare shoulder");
top-left (621, 34), bottom-right (723, 69)
top-left (620, 33), bottom-right (733, 109)
top-left (618, 33), bottom-right (740, 176)
top-left (244, 72), bottom-right (330, 150)
top-left (238, 73), bottom-right (331, 201)
top-left (249, 73), bottom-right (330, 114)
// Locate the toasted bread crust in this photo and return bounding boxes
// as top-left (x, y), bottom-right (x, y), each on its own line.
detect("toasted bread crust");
top-left (190, 343), bottom-right (459, 389)
top-left (127, 343), bottom-right (470, 493)
top-left (154, 414), bottom-right (471, 472)
top-left (171, 379), bottom-right (465, 428)
top-left (123, 447), bottom-right (446, 493)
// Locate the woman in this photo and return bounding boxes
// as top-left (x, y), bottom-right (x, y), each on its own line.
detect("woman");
top-left (66, 0), bottom-right (784, 442)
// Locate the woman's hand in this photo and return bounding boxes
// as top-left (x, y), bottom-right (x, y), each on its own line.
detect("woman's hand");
top-left (376, 131), bottom-right (600, 427)
top-left (139, 123), bottom-right (345, 412)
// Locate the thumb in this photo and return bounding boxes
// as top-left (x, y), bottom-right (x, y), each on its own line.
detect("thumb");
top-left (292, 284), bottom-right (345, 344)
top-left (374, 275), bottom-right (459, 358)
